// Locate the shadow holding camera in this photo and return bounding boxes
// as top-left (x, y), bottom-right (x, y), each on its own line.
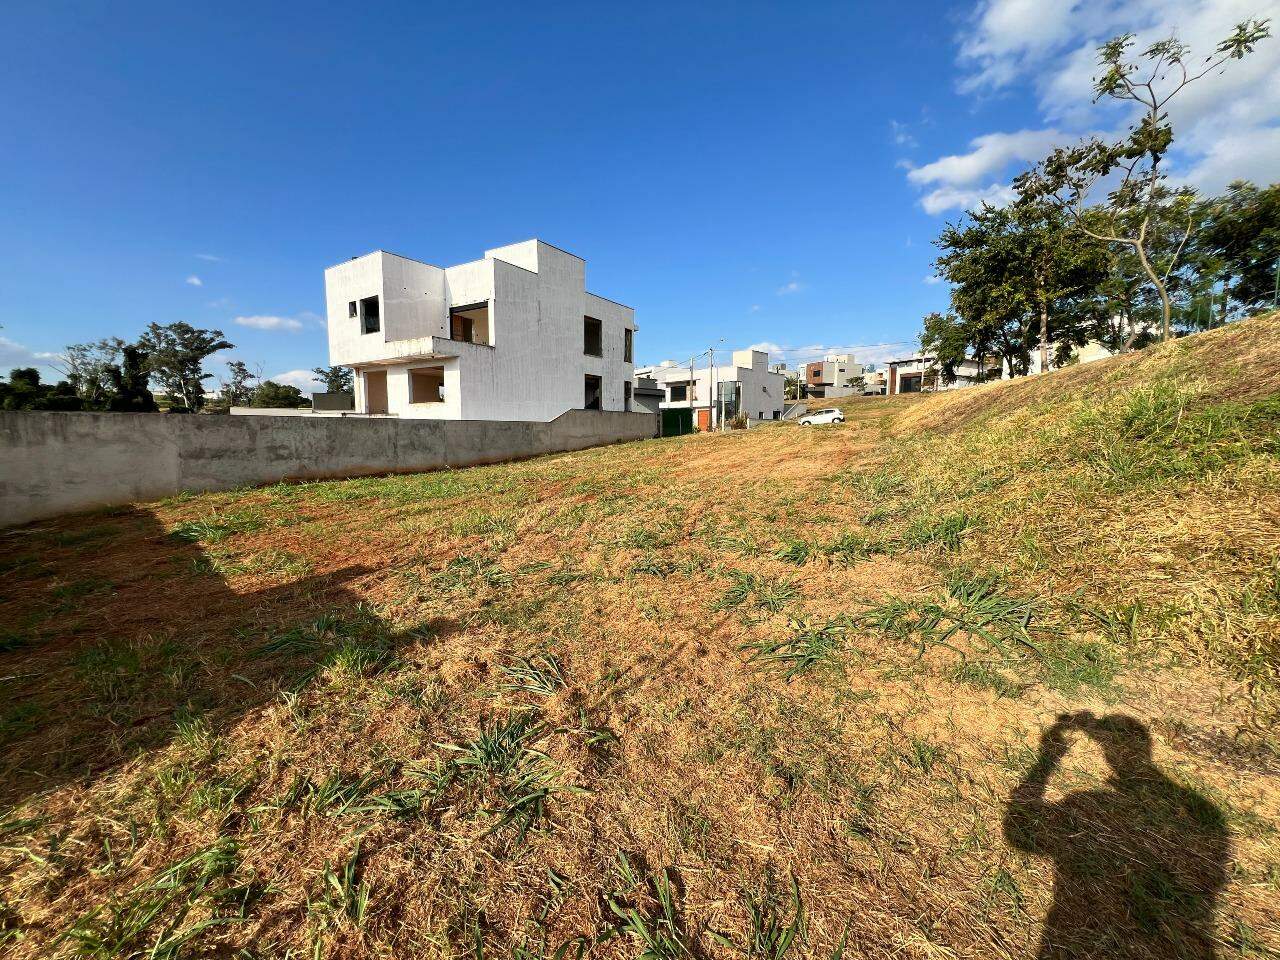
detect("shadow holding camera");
top-left (1004, 713), bottom-right (1229, 959)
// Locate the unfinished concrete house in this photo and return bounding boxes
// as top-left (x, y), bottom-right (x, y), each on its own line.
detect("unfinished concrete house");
top-left (324, 240), bottom-right (636, 421)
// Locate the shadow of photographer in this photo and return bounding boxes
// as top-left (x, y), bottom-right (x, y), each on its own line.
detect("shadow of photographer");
top-left (1005, 712), bottom-right (1229, 959)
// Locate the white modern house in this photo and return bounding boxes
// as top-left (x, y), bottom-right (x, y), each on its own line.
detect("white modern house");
top-left (803, 354), bottom-right (866, 399)
top-left (635, 349), bottom-right (785, 429)
top-left (323, 240), bottom-right (636, 421)
top-left (885, 354), bottom-right (1002, 394)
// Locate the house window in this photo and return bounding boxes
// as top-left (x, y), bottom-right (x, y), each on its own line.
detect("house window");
top-left (584, 374), bottom-right (602, 410)
top-left (669, 383), bottom-right (687, 402)
top-left (449, 303), bottom-right (490, 344)
top-left (359, 296), bottom-right (380, 334)
top-left (409, 367), bottom-right (445, 404)
top-left (624, 381), bottom-right (633, 412)
top-left (348, 301), bottom-right (357, 318)
top-left (623, 328), bottom-right (633, 363)
top-left (583, 316), bottom-right (602, 357)
top-left (773, 410), bottom-right (781, 420)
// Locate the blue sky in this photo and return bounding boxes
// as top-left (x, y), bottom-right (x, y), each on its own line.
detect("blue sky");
top-left (2, 0), bottom-right (1275, 389)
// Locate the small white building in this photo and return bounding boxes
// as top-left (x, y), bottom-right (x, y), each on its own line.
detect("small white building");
top-left (636, 349), bottom-right (785, 429)
top-left (323, 240), bottom-right (636, 421)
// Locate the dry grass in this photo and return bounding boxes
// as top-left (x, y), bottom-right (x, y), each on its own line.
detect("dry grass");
top-left (2, 315), bottom-right (1279, 958)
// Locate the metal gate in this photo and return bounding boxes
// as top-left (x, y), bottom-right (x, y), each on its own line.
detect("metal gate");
top-left (661, 408), bottom-right (693, 437)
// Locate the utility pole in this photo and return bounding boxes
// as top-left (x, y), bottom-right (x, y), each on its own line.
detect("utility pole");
top-left (709, 346), bottom-right (717, 431)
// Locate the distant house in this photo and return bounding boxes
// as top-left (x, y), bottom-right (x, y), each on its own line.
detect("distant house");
top-left (323, 240), bottom-right (636, 421)
top-left (885, 355), bottom-right (1001, 394)
top-left (804, 354), bottom-right (865, 399)
top-left (630, 375), bottom-right (664, 416)
top-left (1027, 340), bottom-right (1117, 374)
top-left (636, 349), bottom-right (785, 429)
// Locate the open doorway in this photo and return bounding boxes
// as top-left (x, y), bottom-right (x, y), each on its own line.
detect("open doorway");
top-left (583, 374), bottom-right (602, 411)
top-left (364, 370), bottom-right (388, 414)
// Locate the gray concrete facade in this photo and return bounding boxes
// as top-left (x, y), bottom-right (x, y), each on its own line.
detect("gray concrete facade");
top-left (0, 410), bottom-right (656, 527)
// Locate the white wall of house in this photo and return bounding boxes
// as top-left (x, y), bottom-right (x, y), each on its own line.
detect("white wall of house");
top-left (638, 349), bottom-right (785, 425)
top-left (324, 241), bottom-right (635, 422)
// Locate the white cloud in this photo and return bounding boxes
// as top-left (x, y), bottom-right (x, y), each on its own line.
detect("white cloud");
top-left (747, 340), bottom-right (915, 367)
top-left (1180, 124), bottom-right (1280, 191)
top-left (890, 119), bottom-right (918, 148)
top-left (923, 274), bottom-right (945, 285)
top-left (296, 310), bottom-right (327, 328)
top-left (185, 275), bottom-right (203, 287)
top-left (0, 335), bottom-right (60, 377)
top-left (912, 0), bottom-right (1280, 211)
top-left (270, 369), bottom-right (323, 392)
top-left (776, 280), bottom-right (804, 295)
top-left (750, 304), bottom-right (762, 313)
top-left (234, 314), bottom-right (304, 332)
top-left (920, 181), bottom-right (1017, 215)
top-left (195, 253), bottom-right (223, 262)
top-left (957, 0), bottom-right (1084, 93)
top-left (907, 129), bottom-right (1067, 188)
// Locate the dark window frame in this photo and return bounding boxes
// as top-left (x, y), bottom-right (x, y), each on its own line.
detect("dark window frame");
top-left (449, 302), bottom-right (488, 344)
top-left (583, 316), bottom-right (603, 358)
top-left (359, 295), bottom-right (380, 334)
top-left (623, 327), bottom-right (633, 363)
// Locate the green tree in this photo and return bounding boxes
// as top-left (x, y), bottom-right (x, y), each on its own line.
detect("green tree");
top-left (311, 365), bottom-right (353, 394)
top-left (106, 346), bottom-right (159, 413)
top-left (251, 380), bottom-right (307, 408)
top-left (57, 337), bottom-right (125, 407)
top-left (220, 360), bottom-right (258, 407)
top-left (1015, 20), bottom-right (1271, 342)
top-left (934, 204), bottom-right (1032, 377)
top-left (136, 322), bottom-right (234, 412)
top-left (1012, 199), bottom-right (1110, 371)
top-left (1190, 181), bottom-right (1280, 318)
top-left (932, 202), bottom-right (1103, 376)
top-left (0, 368), bottom-right (83, 411)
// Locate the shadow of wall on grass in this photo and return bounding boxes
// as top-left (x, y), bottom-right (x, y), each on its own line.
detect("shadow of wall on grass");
top-left (1005, 712), bottom-right (1229, 959)
top-left (0, 506), bottom-right (427, 808)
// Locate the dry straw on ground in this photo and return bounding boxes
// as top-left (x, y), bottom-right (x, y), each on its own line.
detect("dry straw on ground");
top-left (2, 314), bottom-right (1279, 958)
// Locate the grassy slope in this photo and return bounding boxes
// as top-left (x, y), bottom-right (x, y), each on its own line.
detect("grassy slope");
top-left (2, 314), bottom-right (1279, 958)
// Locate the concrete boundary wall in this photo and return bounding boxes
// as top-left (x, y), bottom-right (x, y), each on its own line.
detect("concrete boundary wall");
top-left (0, 410), bottom-right (656, 527)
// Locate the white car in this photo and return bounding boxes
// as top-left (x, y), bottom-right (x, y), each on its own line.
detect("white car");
top-left (799, 408), bottom-right (844, 426)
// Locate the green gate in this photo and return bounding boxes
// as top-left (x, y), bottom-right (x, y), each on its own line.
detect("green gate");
top-left (661, 408), bottom-right (693, 437)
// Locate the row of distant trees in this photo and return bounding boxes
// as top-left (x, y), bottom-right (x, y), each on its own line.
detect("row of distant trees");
top-left (0, 320), bottom-right (353, 413)
top-left (921, 19), bottom-right (1276, 382)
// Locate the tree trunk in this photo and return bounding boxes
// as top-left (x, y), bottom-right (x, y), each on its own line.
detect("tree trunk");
top-left (1121, 310), bottom-right (1139, 353)
top-left (1038, 296), bottom-right (1050, 374)
top-left (1218, 276), bottom-right (1230, 328)
top-left (1133, 239), bottom-right (1171, 342)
